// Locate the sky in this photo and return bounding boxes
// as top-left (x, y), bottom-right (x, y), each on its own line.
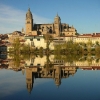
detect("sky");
top-left (0, 0), bottom-right (100, 34)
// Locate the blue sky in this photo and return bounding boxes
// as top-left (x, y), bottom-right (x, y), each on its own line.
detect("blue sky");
top-left (0, 0), bottom-right (100, 34)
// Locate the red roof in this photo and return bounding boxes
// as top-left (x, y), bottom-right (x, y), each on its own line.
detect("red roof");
top-left (20, 40), bottom-right (25, 42)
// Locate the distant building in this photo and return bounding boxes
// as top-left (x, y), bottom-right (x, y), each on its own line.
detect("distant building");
top-left (8, 31), bottom-right (24, 43)
top-left (25, 8), bottom-right (77, 37)
top-left (74, 33), bottom-right (100, 44)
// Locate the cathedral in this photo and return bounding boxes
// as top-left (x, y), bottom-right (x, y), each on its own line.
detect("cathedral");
top-left (25, 8), bottom-right (77, 37)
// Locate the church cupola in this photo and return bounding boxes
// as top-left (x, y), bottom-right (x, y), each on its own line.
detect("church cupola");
top-left (26, 8), bottom-right (33, 19)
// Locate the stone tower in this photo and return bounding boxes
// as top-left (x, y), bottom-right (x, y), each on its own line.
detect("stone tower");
top-left (54, 13), bottom-right (61, 36)
top-left (26, 8), bottom-right (33, 35)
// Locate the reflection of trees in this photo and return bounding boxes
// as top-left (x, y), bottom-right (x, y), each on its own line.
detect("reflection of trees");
top-left (8, 53), bottom-right (21, 68)
top-left (54, 54), bottom-right (82, 63)
top-left (44, 55), bottom-right (54, 71)
top-left (13, 54), bottom-right (21, 68)
top-left (78, 54), bottom-right (97, 66)
top-left (95, 42), bottom-right (100, 56)
top-left (54, 53), bottom-right (100, 67)
top-left (8, 50), bottom-right (100, 70)
top-left (87, 39), bottom-right (92, 53)
top-left (87, 54), bottom-right (93, 66)
top-left (21, 54), bottom-right (33, 61)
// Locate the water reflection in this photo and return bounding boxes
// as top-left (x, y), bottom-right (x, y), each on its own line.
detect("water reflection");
top-left (0, 54), bottom-right (100, 94)
top-left (26, 65), bottom-right (77, 93)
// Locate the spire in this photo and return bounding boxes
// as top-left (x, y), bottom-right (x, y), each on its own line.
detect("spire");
top-left (26, 7), bottom-right (33, 19)
top-left (57, 12), bottom-right (58, 17)
top-left (55, 12), bottom-right (60, 19)
top-left (28, 8), bottom-right (30, 11)
top-left (72, 25), bottom-right (74, 28)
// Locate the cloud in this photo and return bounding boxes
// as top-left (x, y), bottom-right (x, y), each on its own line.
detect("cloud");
top-left (0, 4), bottom-right (52, 34)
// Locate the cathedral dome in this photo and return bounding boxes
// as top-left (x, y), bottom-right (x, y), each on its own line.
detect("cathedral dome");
top-left (26, 8), bottom-right (33, 19)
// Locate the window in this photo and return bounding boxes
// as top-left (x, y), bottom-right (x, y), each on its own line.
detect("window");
top-left (37, 38), bottom-right (40, 41)
top-left (27, 21), bottom-right (30, 23)
top-left (37, 64), bottom-right (40, 66)
top-left (30, 38), bottom-right (33, 41)
top-left (30, 63), bottom-right (33, 66)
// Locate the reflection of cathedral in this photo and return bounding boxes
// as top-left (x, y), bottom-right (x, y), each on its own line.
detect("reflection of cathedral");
top-left (26, 65), bottom-right (77, 93)
top-left (1, 54), bottom-right (100, 94)
top-left (26, 68), bottom-right (34, 93)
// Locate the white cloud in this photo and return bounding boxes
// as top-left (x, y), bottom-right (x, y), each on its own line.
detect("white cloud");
top-left (0, 4), bottom-right (52, 34)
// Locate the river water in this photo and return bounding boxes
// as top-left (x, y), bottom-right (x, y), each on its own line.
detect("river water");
top-left (0, 54), bottom-right (100, 100)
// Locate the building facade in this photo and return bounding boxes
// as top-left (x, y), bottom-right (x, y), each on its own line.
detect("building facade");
top-left (25, 8), bottom-right (77, 37)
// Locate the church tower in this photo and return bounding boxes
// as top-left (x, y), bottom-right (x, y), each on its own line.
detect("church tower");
top-left (26, 8), bottom-right (33, 35)
top-left (54, 13), bottom-right (61, 36)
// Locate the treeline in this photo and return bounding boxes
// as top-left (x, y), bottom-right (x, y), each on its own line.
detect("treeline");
top-left (54, 40), bottom-right (100, 55)
top-left (8, 38), bottom-right (100, 56)
top-left (8, 38), bottom-right (44, 56)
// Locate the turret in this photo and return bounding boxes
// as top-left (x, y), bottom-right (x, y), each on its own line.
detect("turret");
top-left (26, 8), bottom-right (33, 35)
top-left (54, 13), bottom-right (61, 36)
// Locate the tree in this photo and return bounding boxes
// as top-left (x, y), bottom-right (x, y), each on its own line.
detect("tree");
top-left (43, 33), bottom-right (53, 52)
top-left (96, 41), bottom-right (99, 46)
top-left (75, 33), bottom-right (80, 35)
top-left (12, 38), bottom-right (21, 54)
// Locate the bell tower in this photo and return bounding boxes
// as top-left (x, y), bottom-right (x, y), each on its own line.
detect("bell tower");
top-left (54, 13), bottom-right (61, 36)
top-left (26, 8), bottom-right (33, 35)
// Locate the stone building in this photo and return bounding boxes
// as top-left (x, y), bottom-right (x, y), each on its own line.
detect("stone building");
top-left (8, 31), bottom-right (24, 43)
top-left (25, 8), bottom-right (77, 37)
